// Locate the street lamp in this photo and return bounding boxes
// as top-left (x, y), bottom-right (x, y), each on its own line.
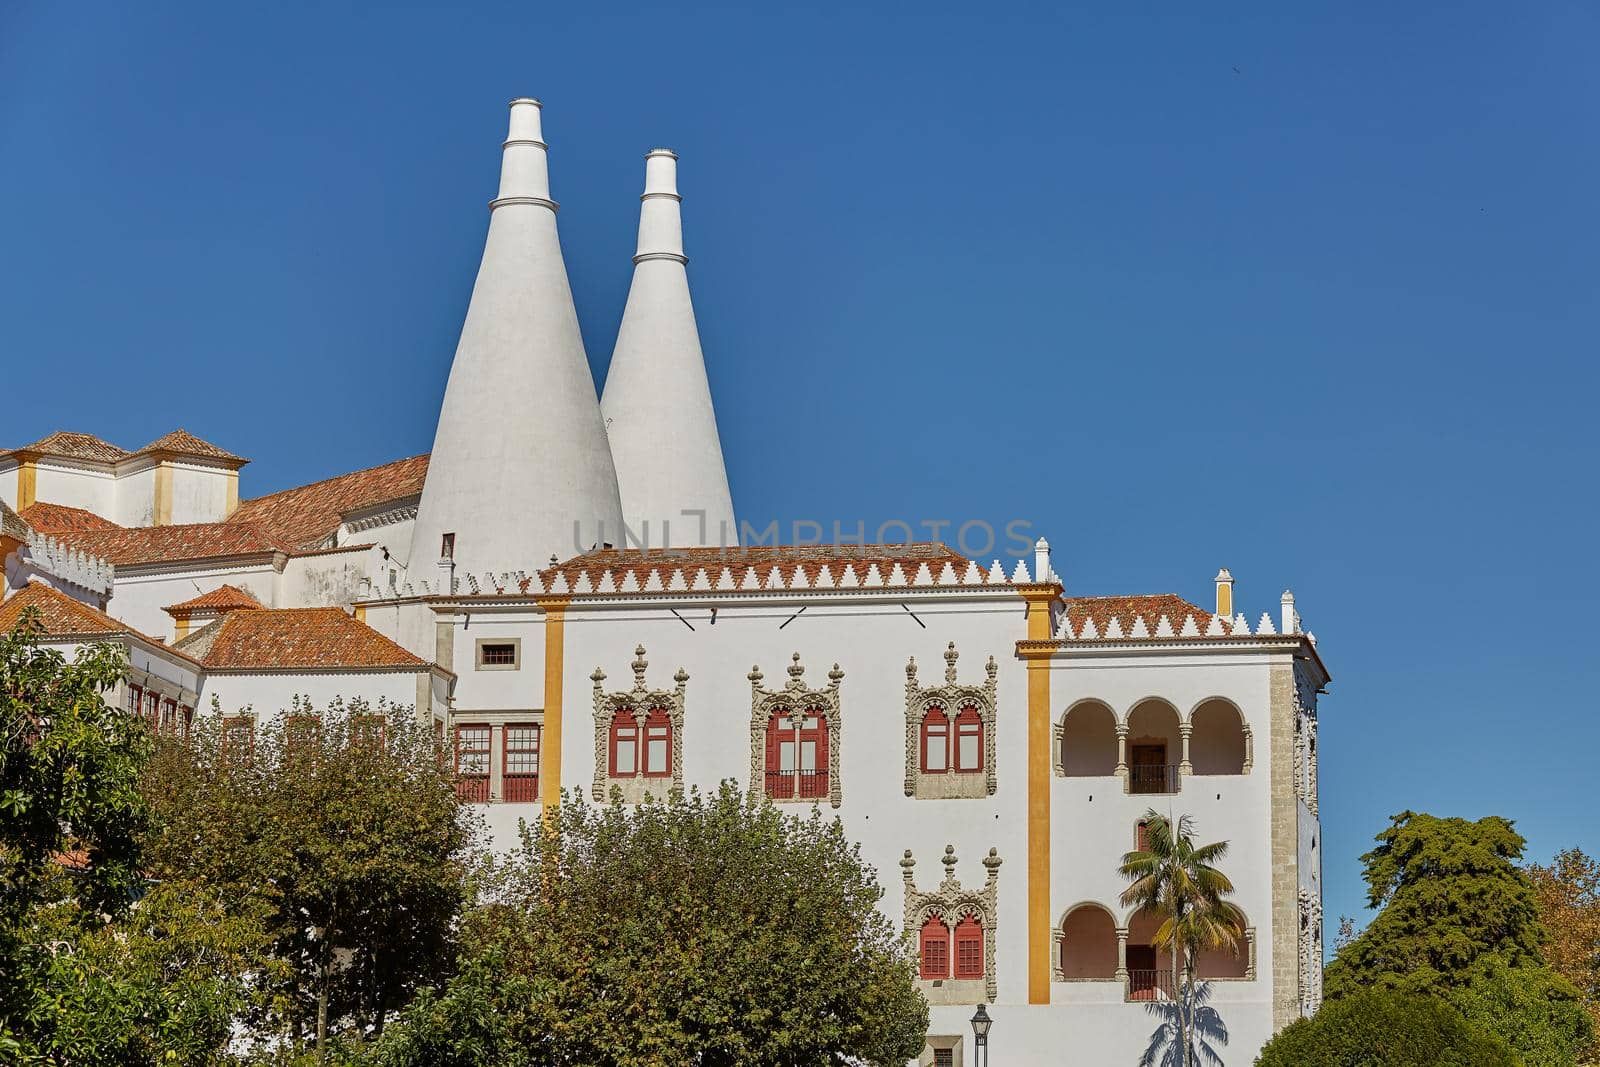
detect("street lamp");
top-left (970, 1003), bottom-right (993, 1067)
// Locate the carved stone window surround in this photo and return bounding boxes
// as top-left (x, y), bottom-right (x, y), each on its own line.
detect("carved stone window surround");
top-left (901, 845), bottom-right (1002, 1003)
top-left (904, 643), bottom-right (998, 800)
top-left (749, 653), bottom-right (845, 808)
top-left (590, 645), bottom-right (688, 803)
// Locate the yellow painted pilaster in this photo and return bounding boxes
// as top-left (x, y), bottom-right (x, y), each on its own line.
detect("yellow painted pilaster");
top-left (17, 461), bottom-right (37, 511)
top-left (538, 598), bottom-right (569, 810)
top-left (174, 617), bottom-right (191, 641)
top-left (225, 470), bottom-right (239, 517)
top-left (153, 463), bottom-right (173, 525)
top-left (1018, 582), bottom-right (1061, 1004)
top-left (353, 604), bottom-right (367, 624)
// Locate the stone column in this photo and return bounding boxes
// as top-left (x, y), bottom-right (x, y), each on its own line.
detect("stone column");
top-left (1179, 722), bottom-right (1193, 776)
top-left (1115, 724), bottom-right (1129, 784)
top-left (1115, 927), bottom-right (1130, 981)
top-left (489, 724), bottom-right (504, 801)
top-left (1243, 725), bottom-right (1254, 773)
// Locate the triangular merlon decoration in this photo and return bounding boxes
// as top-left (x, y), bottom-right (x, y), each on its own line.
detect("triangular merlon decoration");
top-left (1154, 615), bottom-right (1175, 638)
top-left (1180, 614), bottom-right (1200, 637)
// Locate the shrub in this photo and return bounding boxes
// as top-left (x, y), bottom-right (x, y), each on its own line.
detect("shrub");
top-left (1256, 989), bottom-right (1521, 1067)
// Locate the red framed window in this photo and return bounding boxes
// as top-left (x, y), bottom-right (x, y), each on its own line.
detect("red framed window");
top-left (954, 915), bottom-right (984, 978)
top-left (764, 709), bottom-right (828, 799)
top-left (503, 723), bottom-right (541, 802)
top-left (642, 708), bottom-right (671, 777)
top-left (161, 699), bottom-right (178, 734)
top-left (919, 916), bottom-right (950, 979)
top-left (286, 715), bottom-right (319, 757)
top-left (953, 705), bottom-right (983, 773)
top-left (178, 704), bottom-right (193, 741)
top-left (609, 711), bottom-right (639, 777)
top-left (352, 715), bottom-right (386, 752)
top-left (1136, 819), bottom-right (1150, 853)
top-left (921, 707), bottom-right (948, 772)
top-left (126, 685), bottom-right (142, 716)
top-left (455, 725), bottom-right (491, 802)
top-left (143, 690), bottom-right (160, 725)
top-left (221, 716), bottom-right (254, 759)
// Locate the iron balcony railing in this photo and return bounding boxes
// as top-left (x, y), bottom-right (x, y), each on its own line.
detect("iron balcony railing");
top-left (1126, 968), bottom-right (1177, 1002)
top-left (765, 768), bottom-right (829, 799)
top-left (1129, 763), bottom-right (1181, 794)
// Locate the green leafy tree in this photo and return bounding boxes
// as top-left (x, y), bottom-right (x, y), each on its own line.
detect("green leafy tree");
top-left (1527, 849), bottom-right (1600, 1061)
top-left (0, 609), bottom-right (264, 1065)
top-left (1255, 988), bottom-right (1521, 1067)
top-left (143, 695), bottom-right (487, 1059)
top-left (1326, 810), bottom-right (1545, 995)
top-left (376, 783), bottom-right (928, 1067)
top-left (1442, 956), bottom-right (1592, 1067)
top-left (1120, 810), bottom-right (1246, 1067)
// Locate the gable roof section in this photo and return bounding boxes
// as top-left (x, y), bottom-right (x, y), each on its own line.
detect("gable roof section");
top-left (179, 606), bottom-right (427, 671)
top-left (0, 582), bottom-right (199, 665)
top-left (134, 429), bottom-right (247, 465)
top-left (2, 431), bottom-right (130, 464)
top-left (1, 501), bottom-right (29, 543)
top-left (228, 454), bottom-right (429, 551)
top-left (163, 584), bottom-right (263, 615)
top-left (1062, 594), bottom-right (1214, 633)
top-left (19, 502), bottom-right (120, 533)
top-left (39, 521), bottom-right (290, 567)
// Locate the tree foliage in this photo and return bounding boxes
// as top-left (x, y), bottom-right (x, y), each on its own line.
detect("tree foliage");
top-left (377, 783), bottom-right (928, 1067)
top-left (1325, 810), bottom-right (1545, 995)
top-left (0, 609), bottom-right (262, 1065)
top-left (1120, 810), bottom-right (1246, 1067)
top-left (1255, 988), bottom-right (1521, 1067)
top-left (1527, 848), bottom-right (1600, 1060)
top-left (1442, 956), bottom-right (1592, 1067)
top-left (143, 695), bottom-right (486, 1055)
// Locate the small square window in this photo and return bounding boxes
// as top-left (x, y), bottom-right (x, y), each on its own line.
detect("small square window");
top-left (475, 638), bottom-right (521, 671)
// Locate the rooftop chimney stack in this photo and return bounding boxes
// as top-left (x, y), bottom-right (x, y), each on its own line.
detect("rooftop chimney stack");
top-left (601, 148), bottom-right (737, 547)
top-left (410, 99), bottom-right (624, 574)
top-left (1215, 568), bottom-right (1234, 618)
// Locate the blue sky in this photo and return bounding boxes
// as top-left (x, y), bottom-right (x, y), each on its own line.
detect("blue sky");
top-left (3, 1), bottom-right (1596, 930)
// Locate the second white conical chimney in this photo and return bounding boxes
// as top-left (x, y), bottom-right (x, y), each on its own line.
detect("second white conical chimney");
top-left (411, 99), bottom-right (624, 575)
top-left (601, 149), bottom-right (737, 548)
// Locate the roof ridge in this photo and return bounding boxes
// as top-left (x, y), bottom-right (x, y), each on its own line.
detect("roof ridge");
top-left (238, 453), bottom-right (430, 507)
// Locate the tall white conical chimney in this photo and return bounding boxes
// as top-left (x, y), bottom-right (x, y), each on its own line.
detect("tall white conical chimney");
top-left (411, 99), bottom-right (624, 575)
top-left (601, 149), bottom-right (736, 548)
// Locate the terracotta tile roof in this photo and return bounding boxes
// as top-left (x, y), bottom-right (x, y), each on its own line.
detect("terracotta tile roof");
top-left (228, 454), bottom-right (429, 551)
top-left (135, 428), bottom-right (247, 465)
top-left (0, 582), bottom-right (198, 664)
top-left (19, 502), bottom-right (120, 533)
top-left (180, 607), bottom-right (427, 671)
top-left (1, 501), bottom-right (29, 542)
top-left (3, 431), bottom-right (130, 464)
top-left (538, 543), bottom-right (978, 592)
top-left (1062, 594), bottom-right (1215, 634)
top-left (162, 584), bottom-right (263, 615)
top-left (44, 521), bottom-right (290, 567)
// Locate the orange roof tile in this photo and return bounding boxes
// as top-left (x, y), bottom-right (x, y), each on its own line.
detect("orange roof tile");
top-left (539, 543), bottom-right (977, 592)
top-left (182, 607), bottom-right (427, 671)
top-left (19, 502), bottom-right (120, 533)
top-left (1062, 594), bottom-right (1215, 634)
top-left (228, 454), bottom-right (429, 551)
top-left (44, 521), bottom-right (290, 567)
top-left (1, 431), bottom-right (129, 464)
top-left (0, 582), bottom-right (199, 664)
top-left (135, 429), bottom-right (247, 465)
top-left (162, 584), bottom-right (263, 616)
top-left (1, 501), bottom-right (29, 543)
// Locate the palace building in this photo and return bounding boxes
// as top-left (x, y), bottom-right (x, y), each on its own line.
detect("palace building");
top-left (0, 98), bottom-right (1327, 1065)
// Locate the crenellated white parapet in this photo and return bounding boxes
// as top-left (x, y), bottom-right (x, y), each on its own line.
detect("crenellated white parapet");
top-left (24, 532), bottom-right (114, 598)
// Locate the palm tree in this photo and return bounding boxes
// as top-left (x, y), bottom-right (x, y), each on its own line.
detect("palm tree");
top-left (1120, 810), bottom-right (1246, 1067)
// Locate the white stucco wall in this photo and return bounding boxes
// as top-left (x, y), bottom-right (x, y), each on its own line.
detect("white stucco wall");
top-left (32, 461), bottom-right (119, 520)
top-left (109, 561), bottom-right (281, 641)
top-left (280, 547), bottom-right (376, 609)
top-left (201, 669), bottom-right (434, 721)
top-left (169, 463), bottom-right (233, 525)
top-left (113, 464), bottom-right (158, 527)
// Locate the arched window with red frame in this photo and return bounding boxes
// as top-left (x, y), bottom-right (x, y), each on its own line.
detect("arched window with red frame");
top-left (920, 916), bottom-right (950, 979)
top-left (954, 914), bottom-right (984, 978)
top-left (642, 707), bottom-right (671, 777)
top-left (798, 710), bottom-right (828, 799)
top-left (920, 706), bottom-right (948, 772)
top-left (954, 705), bottom-right (984, 773)
top-left (609, 710), bottom-right (639, 777)
top-left (765, 709), bottom-right (829, 799)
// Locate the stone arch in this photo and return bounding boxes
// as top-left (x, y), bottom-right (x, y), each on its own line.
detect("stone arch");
top-left (1189, 697), bottom-right (1249, 775)
top-left (1192, 905), bottom-right (1254, 980)
top-left (1125, 698), bottom-right (1181, 793)
top-left (1057, 699), bottom-right (1117, 776)
top-left (1056, 901), bottom-right (1119, 980)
